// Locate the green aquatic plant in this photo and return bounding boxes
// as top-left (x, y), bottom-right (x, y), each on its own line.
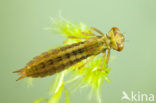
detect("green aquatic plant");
top-left (34, 18), bottom-right (110, 103)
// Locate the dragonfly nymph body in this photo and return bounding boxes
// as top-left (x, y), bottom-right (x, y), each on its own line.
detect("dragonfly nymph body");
top-left (13, 27), bottom-right (124, 81)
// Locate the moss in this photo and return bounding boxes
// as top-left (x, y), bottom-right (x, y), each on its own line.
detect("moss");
top-left (34, 18), bottom-right (110, 103)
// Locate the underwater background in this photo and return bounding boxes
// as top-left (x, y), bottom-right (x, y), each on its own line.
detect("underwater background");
top-left (0, 0), bottom-right (156, 103)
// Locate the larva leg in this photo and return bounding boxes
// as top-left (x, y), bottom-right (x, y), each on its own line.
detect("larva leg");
top-left (99, 50), bottom-right (106, 71)
top-left (81, 32), bottom-right (97, 36)
top-left (63, 36), bottom-right (87, 44)
top-left (78, 56), bottom-right (95, 70)
top-left (68, 36), bottom-right (88, 39)
top-left (90, 27), bottom-right (105, 36)
top-left (106, 49), bottom-right (111, 65)
top-left (99, 49), bottom-right (111, 71)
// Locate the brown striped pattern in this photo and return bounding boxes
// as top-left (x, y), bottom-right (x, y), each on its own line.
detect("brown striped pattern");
top-left (14, 36), bottom-right (106, 80)
top-left (25, 37), bottom-right (104, 78)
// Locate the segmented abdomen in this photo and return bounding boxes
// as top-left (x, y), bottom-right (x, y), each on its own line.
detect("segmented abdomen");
top-left (14, 37), bottom-right (104, 81)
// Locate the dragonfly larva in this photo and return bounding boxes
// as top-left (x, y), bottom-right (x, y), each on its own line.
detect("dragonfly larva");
top-left (13, 27), bottom-right (124, 81)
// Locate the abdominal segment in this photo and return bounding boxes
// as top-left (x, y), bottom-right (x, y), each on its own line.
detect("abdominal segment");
top-left (14, 37), bottom-right (104, 81)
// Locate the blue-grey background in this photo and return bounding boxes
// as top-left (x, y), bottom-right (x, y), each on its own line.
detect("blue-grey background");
top-left (0, 0), bottom-right (156, 103)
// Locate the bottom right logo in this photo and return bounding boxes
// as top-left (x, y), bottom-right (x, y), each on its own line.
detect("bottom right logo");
top-left (121, 91), bottom-right (155, 102)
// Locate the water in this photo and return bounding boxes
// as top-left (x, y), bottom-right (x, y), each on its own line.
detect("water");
top-left (0, 0), bottom-right (156, 103)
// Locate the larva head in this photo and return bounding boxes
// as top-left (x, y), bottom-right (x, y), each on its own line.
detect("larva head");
top-left (108, 27), bottom-right (124, 51)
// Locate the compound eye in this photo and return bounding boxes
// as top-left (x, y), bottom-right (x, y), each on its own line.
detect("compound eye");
top-left (112, 27), bottom-right (120, 36)
top-left (117, 43), bottom-right (124, 51)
